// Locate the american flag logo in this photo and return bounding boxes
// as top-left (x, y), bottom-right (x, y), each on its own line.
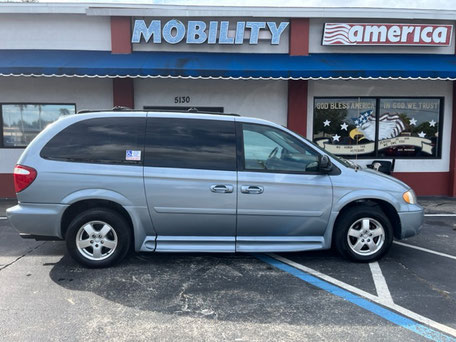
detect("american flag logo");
top-left (322, 23), bottom-right (352, 45)
top-left (354, 110), bottom-right (374, 127)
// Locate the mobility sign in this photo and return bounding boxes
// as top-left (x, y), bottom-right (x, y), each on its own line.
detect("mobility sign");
top-left (132, 19), bottom-right (289, 45)
top-left (322, 23), bottom-right (453, 46)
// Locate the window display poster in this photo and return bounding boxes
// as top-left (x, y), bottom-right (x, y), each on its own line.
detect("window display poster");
top-left (313, 98), bottom-right (441, 159)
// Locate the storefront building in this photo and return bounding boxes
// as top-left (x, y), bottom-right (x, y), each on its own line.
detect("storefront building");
top-left (1, 3), bottom-right (456, 197)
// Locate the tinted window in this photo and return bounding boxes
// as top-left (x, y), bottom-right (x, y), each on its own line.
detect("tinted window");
top-left (243, 123), bottom-right (319, 173)
top-left (145, 118), bottom-right (236, 171)
top-left (41, 117), bottom-right (146, 165)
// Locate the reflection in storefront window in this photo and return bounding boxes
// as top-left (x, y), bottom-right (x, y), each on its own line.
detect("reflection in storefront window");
top-left (2, 104), bottom-right (75, 147)
top-left (313, 97), bottom-right (442, 159)
top-left (377, 99), bottom-right (440, 158)
top-left (313, 98), bottom-right (377, 158)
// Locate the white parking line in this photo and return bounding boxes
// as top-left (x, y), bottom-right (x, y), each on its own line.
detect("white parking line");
top-left (0, 217), bottom-right (7, 220)
top-left (268, 253), bottom-right (456, 338)
top-left (369, 262), bottom-right (394, 306)
top-left (393, 241), bottom-right (456, 261)
top-left (425, 214), bottom-right (456, 217)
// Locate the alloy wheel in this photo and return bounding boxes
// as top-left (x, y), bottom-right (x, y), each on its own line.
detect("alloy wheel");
top-left (75, 220), bottom-right (118, 261)
top-left (346, 217), bottom-right (385, 256)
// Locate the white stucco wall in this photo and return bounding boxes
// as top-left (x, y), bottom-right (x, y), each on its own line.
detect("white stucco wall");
top-left (307, 80), bottom-right (453, 172)
top-left (0, 14), bottom-right (111, 51)
top-left (0, 77), bottom-right (113, 173)
top-left (134, 78), bottom-right (288, 124)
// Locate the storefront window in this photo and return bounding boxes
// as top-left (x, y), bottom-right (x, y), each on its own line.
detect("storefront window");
top-left (1, 104), bottom-right (75, 147)
top-left (377, 98), bottom-right (441, 158)
top-left (313, 97), bottom-right (442, 159)
top-left (313, 98), bottom-right (377, 158)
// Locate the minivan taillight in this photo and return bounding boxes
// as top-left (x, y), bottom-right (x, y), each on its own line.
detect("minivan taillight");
top-left (14, 165), bottom-right (37, 193)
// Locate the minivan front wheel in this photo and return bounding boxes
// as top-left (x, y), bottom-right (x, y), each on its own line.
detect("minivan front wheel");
top-left (334, 206), bottom-right (393, 262)
top-left (66, 208), bottom-right (132, 268)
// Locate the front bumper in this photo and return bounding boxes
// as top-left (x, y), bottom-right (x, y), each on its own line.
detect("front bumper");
top-left (6, 203), bottom-right (68, 239)
top-left (398, 206), bottom-right (424, 239)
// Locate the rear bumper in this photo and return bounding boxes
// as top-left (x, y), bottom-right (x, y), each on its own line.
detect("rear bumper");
top-left (6, 203), bottom-right (68, 239)
top-left (398, 207), bottom-right (424, 239)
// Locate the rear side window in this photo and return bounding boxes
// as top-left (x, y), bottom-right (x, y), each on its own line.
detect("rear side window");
top-left (40, 117), bottom-right (146, 165)
top-left (145, 118), bottom-right (236, 171)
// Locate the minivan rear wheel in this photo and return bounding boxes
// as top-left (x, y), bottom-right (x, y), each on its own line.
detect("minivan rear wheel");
top-left (334, 206), bottom-right (393, 262)
top-left (66, 208), bottom-right (131, 268)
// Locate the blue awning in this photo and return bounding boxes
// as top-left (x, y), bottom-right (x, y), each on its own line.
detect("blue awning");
top-left (1, 50), bottom-right (456, 80)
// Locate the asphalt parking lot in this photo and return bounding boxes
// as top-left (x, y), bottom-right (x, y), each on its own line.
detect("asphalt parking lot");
top-left (1, 200), bottom-right (455, 341)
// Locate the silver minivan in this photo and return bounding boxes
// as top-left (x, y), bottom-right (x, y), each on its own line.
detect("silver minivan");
top-left (7, 111), bottom-right (423, 268)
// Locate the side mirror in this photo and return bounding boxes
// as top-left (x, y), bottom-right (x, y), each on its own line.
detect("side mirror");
top-left (319, 155), bottom-right (333, 173)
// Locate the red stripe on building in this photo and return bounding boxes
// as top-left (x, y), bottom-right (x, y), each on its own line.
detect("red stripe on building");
top-left (449, 82), bottom-right (456, 196)
top-left (113, 78), bottom-right (134, 108)
top-left (111, 17), bottom-right (134, 109)
top-left (111, 16), bottom-right (132, 54)
top-left (0, 174), bottom-right (15, 198)
top-left (287, 19), bottom-right (310, 137)
top-left (392, 172), bottom-right (450, 196)
top-left (287, 80), bottom-right (308, 136)
top-left (289, 18), bottom-right (309, 56)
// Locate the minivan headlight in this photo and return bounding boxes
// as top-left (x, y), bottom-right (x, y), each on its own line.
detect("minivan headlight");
top-left (403, 190), bottom-right (417, 205)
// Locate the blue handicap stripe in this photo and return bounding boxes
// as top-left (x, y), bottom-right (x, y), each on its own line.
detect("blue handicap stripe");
top-left (255, 254), bottom-right (456, 342)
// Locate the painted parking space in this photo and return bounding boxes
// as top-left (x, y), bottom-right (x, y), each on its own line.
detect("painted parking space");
top-left (0, 242), bottom-right (428, 340)
top-left (257, 253), bottom-right (456, 342)
top-left (272, 216), bottom-right (456, 340)
top-left (398, 216), bottom-right (456, 257)
top-left (0, 216), bottom-right (455, 341)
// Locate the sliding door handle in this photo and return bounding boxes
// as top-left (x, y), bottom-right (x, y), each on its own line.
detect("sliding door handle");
top-left (210, 184), bottom-right (234, 193)
top-left (241, 185), bottom-right (264, 194)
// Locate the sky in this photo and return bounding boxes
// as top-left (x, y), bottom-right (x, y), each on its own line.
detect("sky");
top-left (4, 0), bottom-right (456, 10)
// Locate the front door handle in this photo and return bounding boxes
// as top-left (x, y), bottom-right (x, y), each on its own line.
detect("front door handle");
top-left (210, 184), bottom-right (234, 193)
top-left (241, 185), bottom-right (264, 194)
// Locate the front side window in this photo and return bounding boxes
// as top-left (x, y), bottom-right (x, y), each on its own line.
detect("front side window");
top-left (242, 123), bottom-right (319, 172)
top-left (313, 97), bottom-right (443, 159)
top-left (40, 117), bottom-right (146, 165)
top-left (145, 118), bottom-right (236, 171)
top-left (2, 104), bottom-right (75, 147)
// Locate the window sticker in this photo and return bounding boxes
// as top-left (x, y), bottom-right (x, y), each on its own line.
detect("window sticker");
top-left (126, 150), bottom-right (141, 161)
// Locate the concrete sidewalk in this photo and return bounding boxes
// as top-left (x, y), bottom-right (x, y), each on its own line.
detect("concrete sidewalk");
top-left (417, 197), bottom-right (456, 214)
top-left (1, 197), bottom-right (456, 217)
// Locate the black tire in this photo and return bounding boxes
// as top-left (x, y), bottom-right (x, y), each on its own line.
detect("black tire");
top-left (334, 205), bottom-right (393, 262)
top-left (65, 208), bottom-right (132, 268)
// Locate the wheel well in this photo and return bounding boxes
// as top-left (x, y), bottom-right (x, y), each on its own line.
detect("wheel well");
top-left (332, 199), bottom-right (401, 245)
top-left (61, 199), bottom-right (134, 240)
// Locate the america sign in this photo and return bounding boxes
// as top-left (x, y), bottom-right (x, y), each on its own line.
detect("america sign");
top-left (322, 23), bottom-right (453, 46)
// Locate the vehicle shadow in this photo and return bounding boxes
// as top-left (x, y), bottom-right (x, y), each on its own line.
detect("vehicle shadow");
top-left (49, 249), bottom-right (348, 324)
